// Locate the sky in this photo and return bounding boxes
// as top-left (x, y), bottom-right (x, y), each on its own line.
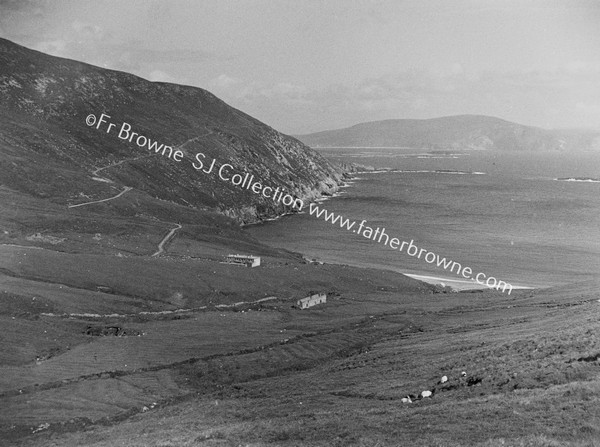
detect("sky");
top-left (1, 0), bottom-right (600, 134)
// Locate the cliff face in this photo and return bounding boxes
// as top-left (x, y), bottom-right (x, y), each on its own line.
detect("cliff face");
top-left (0, 38), bottom-right (342, 223)
top-left (296, 115), bottom-right (600, 152)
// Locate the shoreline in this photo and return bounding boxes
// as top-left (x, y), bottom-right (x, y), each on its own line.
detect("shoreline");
top-left (245, 167), bottom-right (536, 292)
top-left (302, 253), bottom-right (538, 293)
top-left (241, 173), bottom-right (359, 227)
top-left (245, 170), bottom-right (539, 293)
top-left (402, 272), bottom-right (535, 292)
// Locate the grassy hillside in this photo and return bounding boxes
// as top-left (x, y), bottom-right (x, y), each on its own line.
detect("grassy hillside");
top-left (4, 279), bottom-right (599, 447)
top-left (0, 37), bottom-right (343, 224)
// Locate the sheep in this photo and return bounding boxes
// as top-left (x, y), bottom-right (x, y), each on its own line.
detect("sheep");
top-left (440, 375), bottom-right (448, 384)
top-left (421, 390), bottom-right (433, 398)
top-left (401, 397), bottom-right (412, 403)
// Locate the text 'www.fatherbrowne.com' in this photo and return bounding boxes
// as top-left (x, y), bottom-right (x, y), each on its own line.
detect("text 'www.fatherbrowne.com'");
top-left (308, 203), bottom-right (513, 295)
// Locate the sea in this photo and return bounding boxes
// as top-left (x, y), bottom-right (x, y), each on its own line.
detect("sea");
top-left (245, 149), bottom-right (600, 291)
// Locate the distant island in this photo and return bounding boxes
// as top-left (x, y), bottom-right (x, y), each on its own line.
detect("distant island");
top-left (295, 115), bottom-right (600, 152)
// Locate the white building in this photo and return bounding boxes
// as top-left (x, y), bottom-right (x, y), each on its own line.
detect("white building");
top-left (224, 254), bottom-right (261, 267)
top-left (297, 293), bottom-right (326, 309)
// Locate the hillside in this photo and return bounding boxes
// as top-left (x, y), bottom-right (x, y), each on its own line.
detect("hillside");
top-left (0, 37), bottom-right (343, 224)
top-left (2, 38), bottom-right (600, 447)
top-left (296, 115), bottom-right (600, 151)
top-left (0, 38), bottom-right (440, 445)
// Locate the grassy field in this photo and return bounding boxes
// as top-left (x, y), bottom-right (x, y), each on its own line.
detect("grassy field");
top-left (2, 181), bottom-right (600, 446)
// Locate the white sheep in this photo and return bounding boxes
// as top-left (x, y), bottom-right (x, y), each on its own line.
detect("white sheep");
top-left (421, 390), bottom-right (432, 398)
top-left (441, 375), bottom-right (448, 384)
top-left (401, 397), bottom-right (412, 403)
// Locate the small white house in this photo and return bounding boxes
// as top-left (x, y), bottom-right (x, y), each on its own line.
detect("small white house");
top-left (224, 254), bottom-right (261, 267)
top-left (297, 293), bottom-right (326, 309)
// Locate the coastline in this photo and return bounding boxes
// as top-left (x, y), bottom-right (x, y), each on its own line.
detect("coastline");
top-left (402, 273), bottom-right (535, 292)
top-left (244, 167), bottom-right (539, 293)
top-left (241, 171), bottom-right (358, 227)
top-left (297, 252), bottom-right (537, 293)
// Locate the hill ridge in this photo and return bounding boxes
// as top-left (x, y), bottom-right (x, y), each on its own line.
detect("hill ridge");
top-left (0, 37), bottom-right (343, 224)
top-left (296, 115), bottom-right (600, 151)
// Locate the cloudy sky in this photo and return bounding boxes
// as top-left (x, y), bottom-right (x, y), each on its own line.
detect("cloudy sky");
top-left (1, 0), bottom-right (599, 134)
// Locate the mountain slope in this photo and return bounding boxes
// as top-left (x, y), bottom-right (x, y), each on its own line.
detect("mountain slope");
top-left (0, 37), bottom-right (343, 223)
top-left (296, 115), bottom-right (600, 151)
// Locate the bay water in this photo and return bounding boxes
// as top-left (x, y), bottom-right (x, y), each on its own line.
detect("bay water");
top-left (246, 149), bottom-right (600, 291)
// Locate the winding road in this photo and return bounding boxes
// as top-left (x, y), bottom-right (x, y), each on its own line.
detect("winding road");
top-left (68, 186), bottom-right (133, 208)
top-left (92, 154), bottom-right (152, 179)
top-left (71, 129), bottom-right (213, 209)
top-left (152, 223), bottom-right (182, 257)
top-left (67, 131), bottom-right (217, 253)
top-left (68, 156), bottom-right (148, 208)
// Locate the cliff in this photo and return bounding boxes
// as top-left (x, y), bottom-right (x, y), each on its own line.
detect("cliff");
top-left (0, 38), bottom-right (343, 224)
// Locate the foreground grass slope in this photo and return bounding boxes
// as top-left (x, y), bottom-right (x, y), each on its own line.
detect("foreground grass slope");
top-left (4, 267), bottom-right (599, 446)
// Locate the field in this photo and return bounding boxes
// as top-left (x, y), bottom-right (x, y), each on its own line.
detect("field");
top-left (1, 178), bottom-right (600, 446)
top-left (2, 238), bottom-right (600, 446)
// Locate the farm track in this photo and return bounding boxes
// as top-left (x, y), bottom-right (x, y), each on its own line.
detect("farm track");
top-left (39, 295), bottom-right (279, 318)
top-left (69, 152), bottom-right (152, 208)
top-left (91, 155), bottom-right (153, 179)
top-left (151, 223), bottom-right (182, 257)
top-left (67, 186), bottom-right (132, 208)
top-left (68, 133), bottom-right (216, 251)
